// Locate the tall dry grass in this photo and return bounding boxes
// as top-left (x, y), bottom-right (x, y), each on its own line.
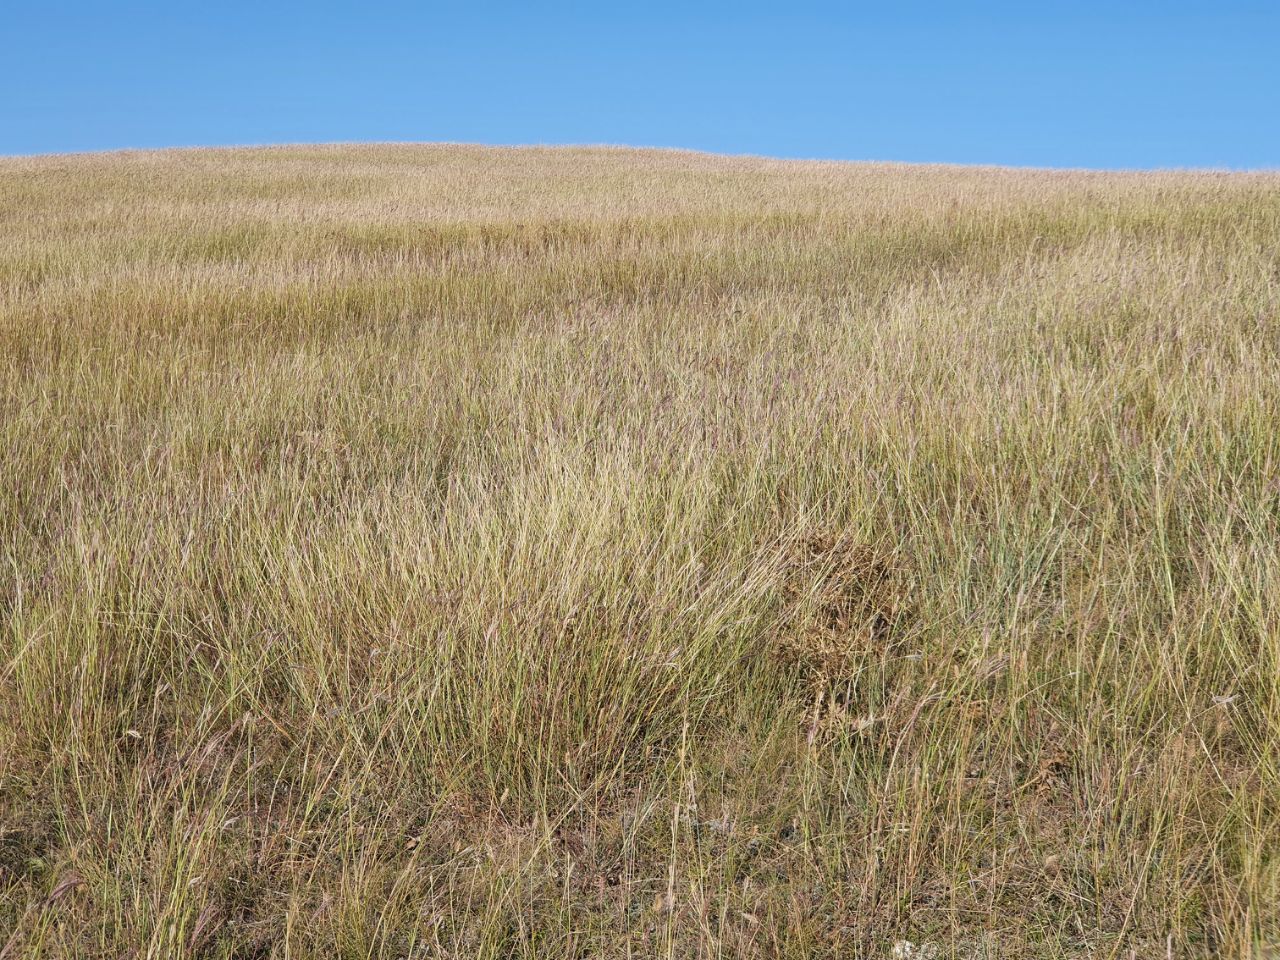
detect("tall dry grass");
top-left (1, 144), bottom-right (1279, 958)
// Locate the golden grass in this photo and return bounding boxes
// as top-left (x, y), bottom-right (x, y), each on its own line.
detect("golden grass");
top-left (1, 143), bottom-right (1279, 958)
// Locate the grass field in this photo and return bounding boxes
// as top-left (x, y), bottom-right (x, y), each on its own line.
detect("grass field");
top-left (2, 144), bottom-right (1279, 958)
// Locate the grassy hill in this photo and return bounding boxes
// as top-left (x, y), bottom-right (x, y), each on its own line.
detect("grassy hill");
top-left (2, 145), bottom-right (1279, 958)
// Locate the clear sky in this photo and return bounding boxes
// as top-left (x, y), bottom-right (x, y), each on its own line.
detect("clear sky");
top-left (4, 1), bottom-right (1278, 168)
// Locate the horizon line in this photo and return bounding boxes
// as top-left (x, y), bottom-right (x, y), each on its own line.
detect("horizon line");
top-left (3, 139), bottom-right (1278, 175)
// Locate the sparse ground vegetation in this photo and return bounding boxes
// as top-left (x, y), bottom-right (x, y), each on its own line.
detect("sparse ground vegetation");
top-left (2, 145), bottom-right (1279, 957)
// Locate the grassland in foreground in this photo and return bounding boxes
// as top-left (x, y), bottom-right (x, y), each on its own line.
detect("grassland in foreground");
top-left (2, 144), bottom-right (1280, 958)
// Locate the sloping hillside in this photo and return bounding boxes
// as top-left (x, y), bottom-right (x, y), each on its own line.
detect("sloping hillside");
top-left (2, 145), bottom-right (1279, 958)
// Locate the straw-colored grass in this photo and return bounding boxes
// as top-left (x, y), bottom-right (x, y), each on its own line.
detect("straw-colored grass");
top-left (2, 144), bottom-right (1279, 958)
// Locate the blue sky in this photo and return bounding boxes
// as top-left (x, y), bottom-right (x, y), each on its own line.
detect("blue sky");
top-left (4, 2), bottom-right (1278, 168)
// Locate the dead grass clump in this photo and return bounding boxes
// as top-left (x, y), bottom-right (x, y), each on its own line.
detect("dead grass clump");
top-left (773, 531), bottom-right (911, 692)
